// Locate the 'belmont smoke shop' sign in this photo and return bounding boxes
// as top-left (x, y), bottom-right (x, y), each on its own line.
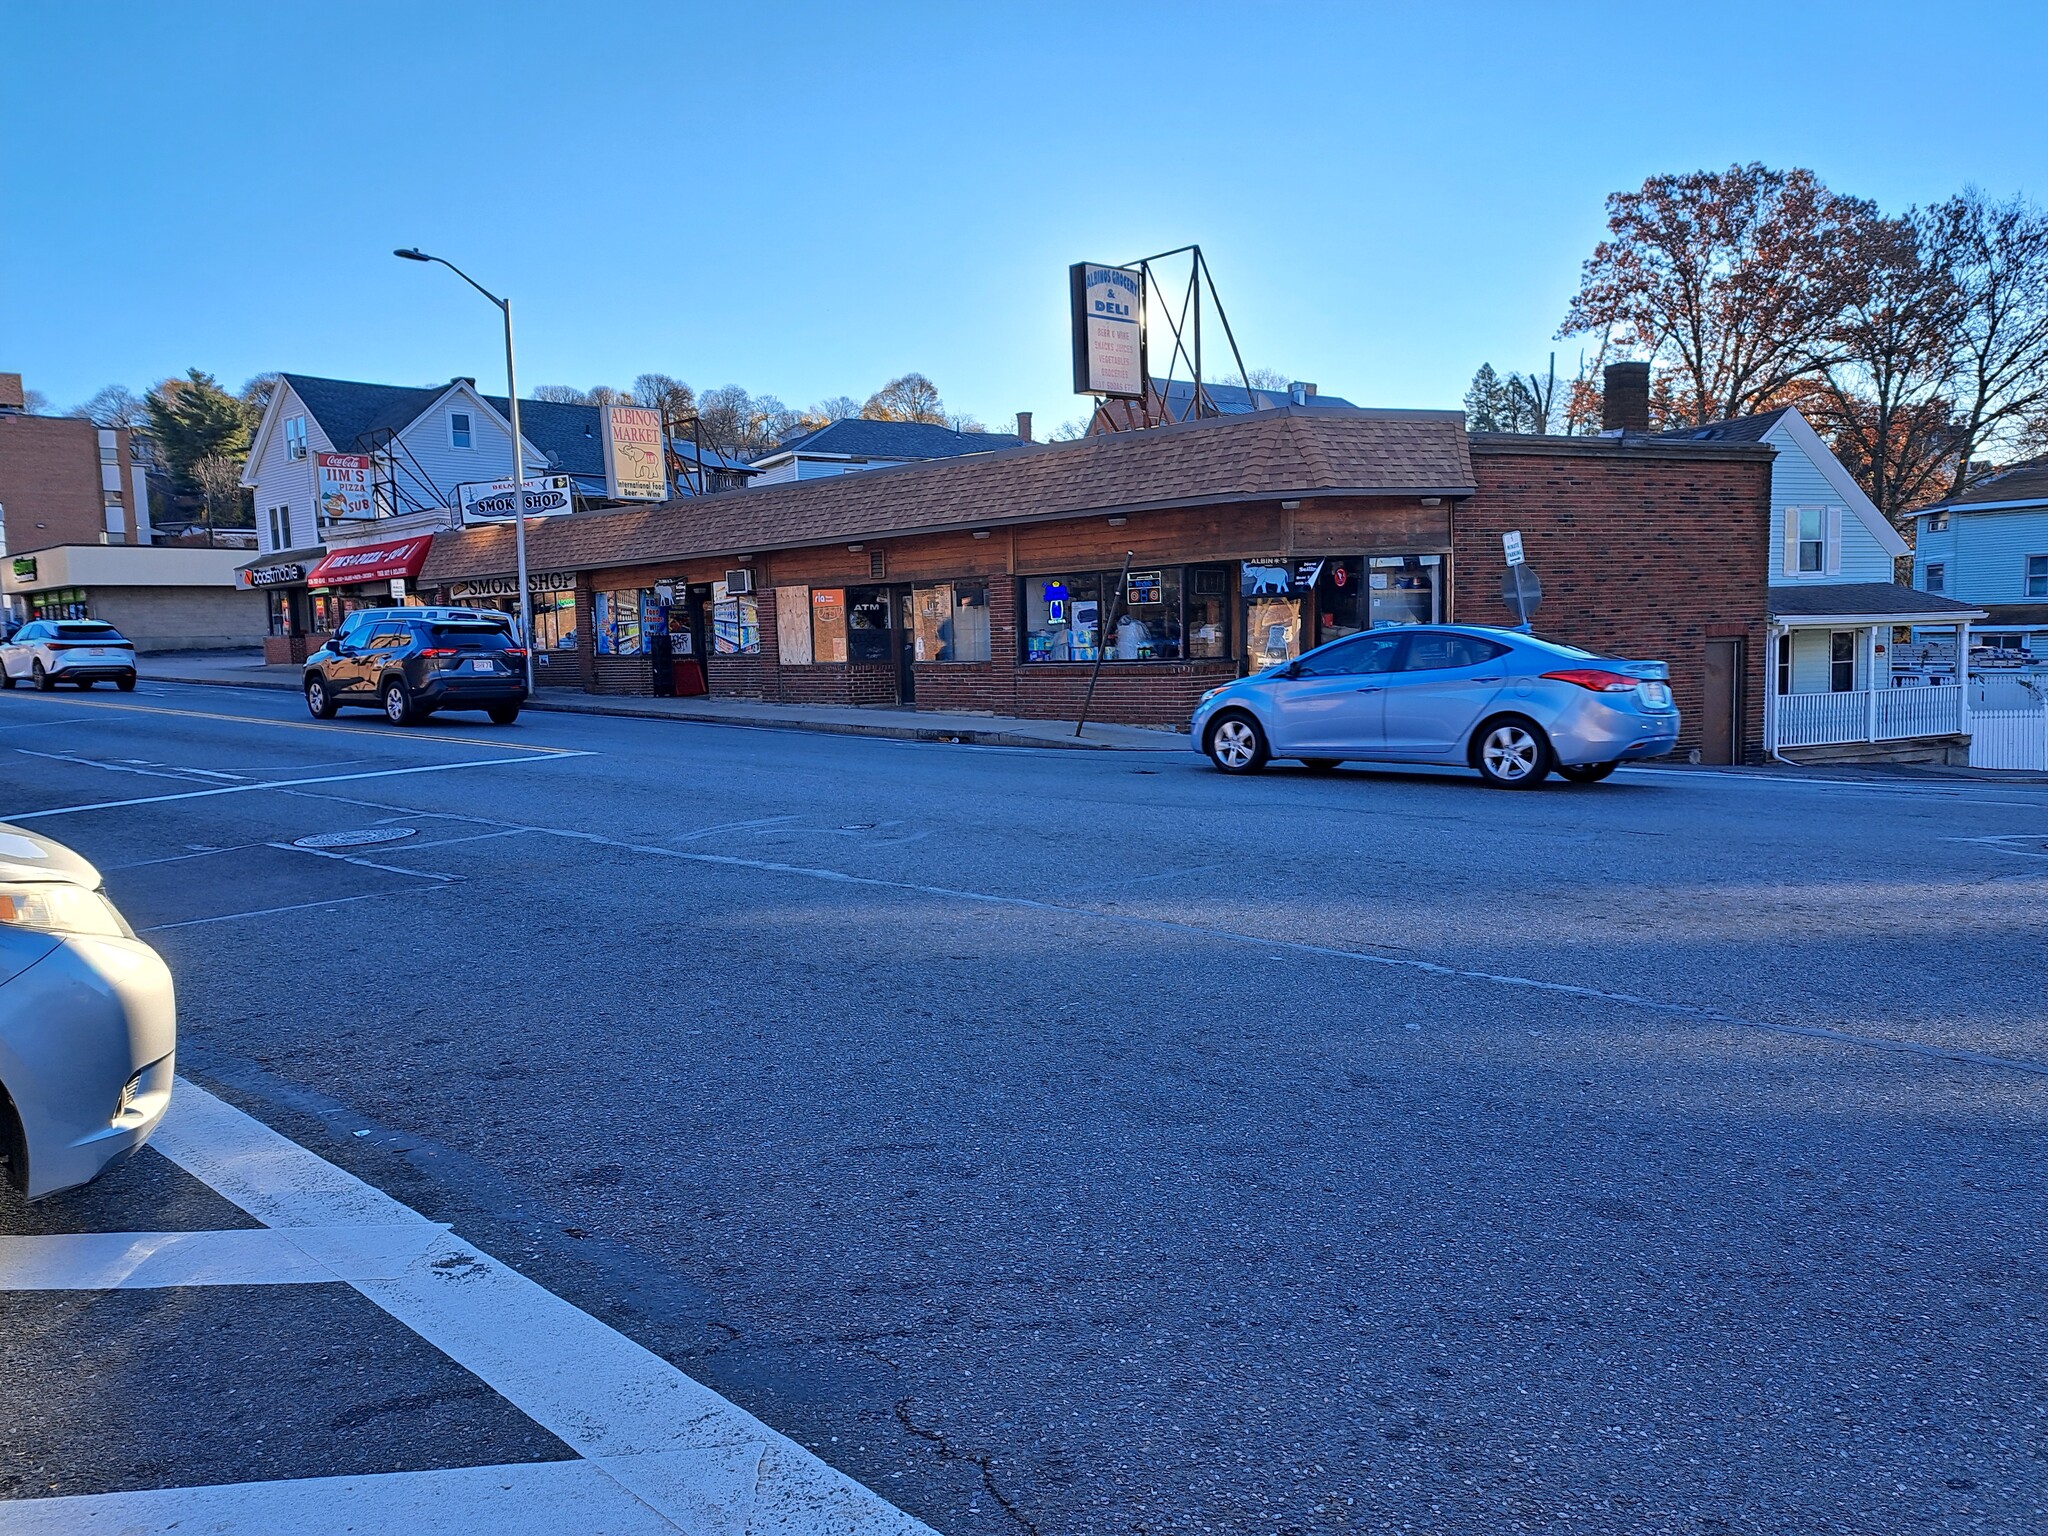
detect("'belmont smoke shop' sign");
top-left (447, 571), bottom-right (576, 601)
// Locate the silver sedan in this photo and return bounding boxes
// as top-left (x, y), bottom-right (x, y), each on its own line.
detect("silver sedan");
top-left (1190, 624), bottom-right (1681, 787)
top-left (0, 823), bottom-right (175, 1198)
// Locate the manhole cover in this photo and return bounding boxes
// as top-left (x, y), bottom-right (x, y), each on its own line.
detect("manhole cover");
top-left (293, 828), bottom-right (418, 850)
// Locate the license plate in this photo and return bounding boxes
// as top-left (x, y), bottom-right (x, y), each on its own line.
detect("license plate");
top-left (1639, 682), bottom-right (1672, 708)
top-left (470, 659), bottom-right (497, 672)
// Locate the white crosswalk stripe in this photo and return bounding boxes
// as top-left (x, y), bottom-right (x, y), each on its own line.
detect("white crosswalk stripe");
top-left (0, 1080), bottom-right (936, 1536)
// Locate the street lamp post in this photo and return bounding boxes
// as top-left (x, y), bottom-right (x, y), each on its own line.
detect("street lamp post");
top-left (394, 247), bottom-right (534, 691)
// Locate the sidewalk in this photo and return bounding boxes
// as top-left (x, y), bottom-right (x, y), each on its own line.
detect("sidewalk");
top-left (143, 650), bottom-right (1195, 752)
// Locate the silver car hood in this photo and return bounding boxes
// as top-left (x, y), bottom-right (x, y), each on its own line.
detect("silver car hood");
top-left (0, 822), bottom-right (101, 888)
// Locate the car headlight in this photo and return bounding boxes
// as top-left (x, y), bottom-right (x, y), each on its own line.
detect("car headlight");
top-left (1198, 685), bottom-right (1228, 706)
top-left (0, 882), bottom-right (135, 939)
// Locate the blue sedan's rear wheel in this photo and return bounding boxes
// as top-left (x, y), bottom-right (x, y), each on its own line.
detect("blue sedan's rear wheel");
top-left (1473, 717), bottom-right (1553, 788)
top-left (1205, 711), bottom-right (1270, 774)
top-left (1559, 761), bottom-right (1619, 784)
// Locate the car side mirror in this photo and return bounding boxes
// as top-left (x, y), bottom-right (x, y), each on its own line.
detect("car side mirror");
top-left (1280, 661), bottom-right (1303, 679)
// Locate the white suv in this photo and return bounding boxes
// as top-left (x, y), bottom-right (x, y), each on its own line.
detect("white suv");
top-left (0, 619), bottom-right (139, 691)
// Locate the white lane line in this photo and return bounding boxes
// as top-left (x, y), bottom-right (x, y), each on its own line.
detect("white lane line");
top-left (102, 841), bottom-right (271, 871)
top-left (0, 1225), bottom-right (444, 1290)
top-left (4, 752), bottom-right (593, 823)
top-left (141, 889), bottom-right (402, 931)
top-left (264, 841), bottom-right (463, 883)
top-left (146, 1082), bottom-right (934, 1535)
top-left (318, 797), bottom-right (2048, 1081)
top-left (0, 1459), bottom-right (697, 1536)
top-left (15, 748), bottom-right (223, 784)
top-left (674, 814), bottom-right (803, 843)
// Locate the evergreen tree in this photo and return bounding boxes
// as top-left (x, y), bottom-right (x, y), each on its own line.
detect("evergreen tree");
top-left (1464, 363), bottom-right (1509, 431)
top-left (145, 369), bottom-right (255, 494)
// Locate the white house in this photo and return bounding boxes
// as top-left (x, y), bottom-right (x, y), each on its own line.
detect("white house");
top-left (1661, 406), bottom-right (1984, 762)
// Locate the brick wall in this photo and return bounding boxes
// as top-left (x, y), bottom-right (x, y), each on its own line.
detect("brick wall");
top-left (0, 415), bottom-right (118, 551)
top-left (1463, 439), bottom-right (1772, 762)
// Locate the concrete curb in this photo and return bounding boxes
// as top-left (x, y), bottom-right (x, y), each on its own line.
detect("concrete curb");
top-left (145, 671), bottom-right (1187, 753)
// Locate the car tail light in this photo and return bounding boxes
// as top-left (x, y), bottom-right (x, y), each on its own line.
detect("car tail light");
top-left (504, 648), bottom-right (527, 659)
top-left (1541, 668), bottom-right (1639, 693)
top-left (417, 648), bottom-right (458, 658)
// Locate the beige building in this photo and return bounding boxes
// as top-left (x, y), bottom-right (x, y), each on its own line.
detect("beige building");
top-left (3, 544), bottom-right (264, 652)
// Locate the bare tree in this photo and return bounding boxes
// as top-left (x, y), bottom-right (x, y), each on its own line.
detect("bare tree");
top-left (21, 389), bottom-right (48, 415)
top-left (68, 385), bottom-right (150, 430)
top-left (1805, 210), bottom-right (1967, 521)
top-left (861, 372), bottom-right (948, 424)
top-left (191, 454), bottom-right (246, 547)
top-left (1929, 189), bottom-right (2048, 492)
top-left (531, 384), bottom-right (590, 404)
top-left (240, 373), bottom-right (282, 415)
top-left (632, 373), bottom-right (695, 420)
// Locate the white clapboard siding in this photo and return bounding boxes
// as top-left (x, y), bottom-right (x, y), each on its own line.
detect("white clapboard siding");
top-left (1765, 417), bottom-right (1895, 584)
top-left (248, 382), bottom-right (331, 553)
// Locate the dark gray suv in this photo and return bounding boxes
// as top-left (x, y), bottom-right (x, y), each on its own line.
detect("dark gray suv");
top-left (304, 611), bottom-right (528, 726)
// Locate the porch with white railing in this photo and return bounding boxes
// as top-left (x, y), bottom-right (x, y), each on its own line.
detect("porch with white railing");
top-left (1772, 684), bottom-right (1965, 748)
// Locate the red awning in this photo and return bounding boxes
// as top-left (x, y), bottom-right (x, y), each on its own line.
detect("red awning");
top-left (305, 536), bottom-right (434, 589)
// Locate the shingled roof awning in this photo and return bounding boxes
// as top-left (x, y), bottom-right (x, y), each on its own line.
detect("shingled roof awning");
top-left (1768, 582), bottom-right (1986, 624)
top-left (421, 408), bottom-right (1475, 585)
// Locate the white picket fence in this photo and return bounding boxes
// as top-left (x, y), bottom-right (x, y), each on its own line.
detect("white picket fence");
top-left (1969, 676), bottom-right (2048, 770)
top-left (1775, 684), bottom-right (1964, 748)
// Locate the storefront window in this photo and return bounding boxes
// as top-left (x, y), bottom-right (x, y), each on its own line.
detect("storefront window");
top-left (266, 591), bottom-right (298, 637)
top-left (532, 589), bottom-right (577, 652)
top-left (712, 592), bottom-right (760, 655)
top-left (1315, 557), bottom-right (1368, 643)
top-left (1110, 568), bottom-right (1180, 660)
top-left (1023, 573), bottom-right (1102, 662)
top-left (1186, 566), bottom-right (1231, 659)
top-left (1368, 555), bottom-right (1441, 626)
top-left (845, 586), bottom-right (891, 663)
top-left (29, 588), bottom-right (92, 621)
top-left (912, 580), bottom-right (992, 663)
top-left (595, 589), bottom-right (647, 655)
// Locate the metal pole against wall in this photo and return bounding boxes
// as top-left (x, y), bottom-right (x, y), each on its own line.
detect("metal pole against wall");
top-left (1074, 550), bottom-right (1134, 739)
top-left (501, 299), bottom-right (534, 692)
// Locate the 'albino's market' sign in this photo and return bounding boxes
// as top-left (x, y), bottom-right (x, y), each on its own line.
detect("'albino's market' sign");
top-left (601, 405), bottom-right (666, 501)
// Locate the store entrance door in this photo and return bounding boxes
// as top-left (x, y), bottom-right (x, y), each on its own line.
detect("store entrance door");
top-left (894, 586), bottom-right (917, 703)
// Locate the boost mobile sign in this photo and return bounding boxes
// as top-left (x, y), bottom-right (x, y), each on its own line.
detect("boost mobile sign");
top-left (460, 475), bottom-right (574, 522)
top-left (1070, 262), bottom-right (1145, 399)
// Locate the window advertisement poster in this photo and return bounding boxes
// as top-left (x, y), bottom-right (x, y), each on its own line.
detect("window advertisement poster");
top-left (1127, 570), bottom-right (1163, 605)
top-left (811, 588), bottom-right (848, 663)
top-left (315, 453), bottom-right (375, 522)
top-left (1069, 262), bottom-right (1145, 398)
top-left (775, 585), bottom-right (814, 664)
top-left (601, 405), bottom-right (667, 501)
top-left (459, 475), bottom-right (574, 522)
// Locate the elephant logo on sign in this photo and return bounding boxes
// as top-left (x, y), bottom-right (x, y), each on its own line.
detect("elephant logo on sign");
top-left (1245, 564), bottom-right (1292, 595)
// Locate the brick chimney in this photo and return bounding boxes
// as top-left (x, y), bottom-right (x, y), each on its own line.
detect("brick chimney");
top-left (1014, 411), bottom-right (1033, 442)
top-left (1603, 362), bottom-right (1650, 434)
top-left (0, 373), bottom-right (24, 412)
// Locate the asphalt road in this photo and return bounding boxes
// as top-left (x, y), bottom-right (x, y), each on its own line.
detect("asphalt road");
top-left (3, 680), bottom-right (2045, 1535)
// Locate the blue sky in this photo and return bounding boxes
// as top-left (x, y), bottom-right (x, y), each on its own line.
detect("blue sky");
top-left (5, 1), bottom-right (2044, 433)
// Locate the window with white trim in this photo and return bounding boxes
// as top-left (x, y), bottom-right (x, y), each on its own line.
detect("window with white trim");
top-left (1790, 508), bottom-right (1829, 574)
top-left (1924, 562), bottom-right (1946, 593)
top-left (2027, 555), bottom-right (2048, 599)
top-left (1929, 511), bottom-right (1949, 532)
top-left (450, 412), bottom-right (473, 449)
top-left (284, 416), bottom-right (307, 460)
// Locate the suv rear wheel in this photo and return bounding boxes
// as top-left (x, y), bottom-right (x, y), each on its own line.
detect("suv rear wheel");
top-left (486, 704), bottom-right (521, 726)
top-left (32, 660), bottom-right (54, 692)
top-left (382, 679), bottom-right (416, 726)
